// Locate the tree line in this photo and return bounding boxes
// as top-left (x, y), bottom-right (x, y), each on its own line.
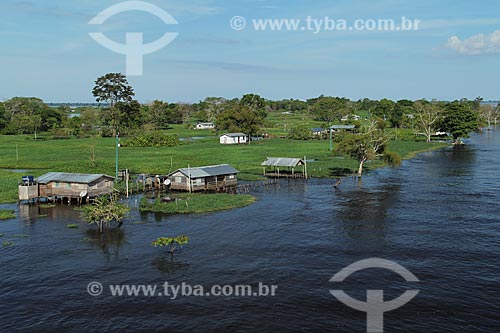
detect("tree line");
top-left (0, 73), bottom-right (497, 142)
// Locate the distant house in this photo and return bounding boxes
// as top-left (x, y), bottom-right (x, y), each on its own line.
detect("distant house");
top-left (312, 128), bottom-right (326, 136)
top-left (167, 164), bottom-right (239, 192)
top-left (341, 115), bottom-right (361, 122)
top-left (219, 133), bottom-right (248, 145)
top-left (194, 122), bottom-right (215, 130)
top-left (330, 125), bottom-right (356, 132)
top-left (19, 172), bottom-right (114, 202)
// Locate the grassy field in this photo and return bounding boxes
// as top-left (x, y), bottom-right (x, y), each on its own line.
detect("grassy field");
top-left (0, 124), bottom-right (448, 203)
top-left (140, 193), bottom-right (256, 214)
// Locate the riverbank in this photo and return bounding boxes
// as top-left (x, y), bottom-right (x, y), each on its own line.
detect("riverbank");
top-left (0, 134), bottom-right (448, 203)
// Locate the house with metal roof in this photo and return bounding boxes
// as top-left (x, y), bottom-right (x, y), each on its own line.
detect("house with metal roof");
top-left (194, 122), bottom-right (215, 130)
top-left (261, 157), bottom-right (308, 179)
top-left (312, 127), bottom-right (326, 136)
top-left (38, 172), bottom-right (115, 199)
top-left (219, 133), bottom-right (248, 145)
top-left (167, 164), bottom-right (239, 192)
top-left (18, 172), bottom-right (115, 203)
top-left (330, 125), bottom-right (356, 130)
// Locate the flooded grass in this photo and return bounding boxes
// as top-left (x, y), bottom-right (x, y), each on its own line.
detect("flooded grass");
top-left (0, 132), bottom-right (448, 203)
top-left (0, 209), bottom-right (16, 220)
top-left (39, 204), bottom-right (56, 209)
top-left (139, 193), bottom-right (256, 214)
top-left (2, 240), bottom-right (15, 247)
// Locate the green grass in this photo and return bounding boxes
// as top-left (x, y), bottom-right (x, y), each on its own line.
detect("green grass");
top-left (0, 125), bottom-right (449, 203)
top-left (139, 193), bottom-right (256, 214)
top-left (264, 110), bottom-right (325, 136)
top-left (0, 209), bottom-right (16, 220)
top-left (67, 224), bottom-right (79, 229)
top-left (167, 124), bottom-right (215, 138)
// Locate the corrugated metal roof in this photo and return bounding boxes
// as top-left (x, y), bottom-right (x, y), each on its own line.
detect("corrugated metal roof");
top-left (261, 157), bottom-right (305, 167)
top-left (173, 164), bottom-right (240, 178)
top-left (37, 172), bottom-right (114, 184)
top-left (330, 125), bottom-right (356, 130)
top-left (220, 133), bottom-right (247, 137)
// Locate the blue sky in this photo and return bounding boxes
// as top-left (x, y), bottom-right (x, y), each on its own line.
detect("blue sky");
top-left (1, 0), bottom-right (500, 103)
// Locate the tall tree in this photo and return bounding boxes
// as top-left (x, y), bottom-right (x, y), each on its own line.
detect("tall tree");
top-left (336, 121), bottom-right (401, 177)
top-left (0, 102), bottom-right (7, 131)
top-left (3, 97), bottom-right (55, 137)
top-left (414, 101), bottom-right (441, 143)
top-left (195, 97), bottom-right (228, 122)
top-left (117, 100), bottom-right (142, 131)
top-left (310, 96), bottom-right (350, 122)
top-left (373, 99), bottom-right (396, 120)
top-left (479, 104), bottom-right (498, 128)
top-left (216, 105), bottom-right (265, 137)
top-left (92, 73), bottom-right (135, 135)
top-left (240, 94), bottom-right (268, 119)
top-left (392, 100), bottom-right (414, 128)
top-left (440, 101), bottom-right (479, 143)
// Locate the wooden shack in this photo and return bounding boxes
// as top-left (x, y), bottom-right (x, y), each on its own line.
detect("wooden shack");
top-left (167, 164), bottom-right (239, 192)
top-left (261, 157), bottom-right (308, 179)
top-left (38, 172), bottom-right (115, 198)
top-left (18, 172), bottom-right (115, 203)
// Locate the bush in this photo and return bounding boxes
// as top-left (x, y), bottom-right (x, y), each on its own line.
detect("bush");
top-left (122, 132), bottom-right (180, 147)
top-left (383, 151), bottom-right (402, 167)
top-left (289, 125), bottom-right (312, 140)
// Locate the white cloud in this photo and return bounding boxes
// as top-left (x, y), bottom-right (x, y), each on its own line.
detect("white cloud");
top-left (446, 30), bottom-right (500, 55)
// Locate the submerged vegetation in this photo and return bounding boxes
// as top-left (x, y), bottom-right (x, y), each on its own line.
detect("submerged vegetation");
top-left (152, 235), bottom-right (190, 259)
top-left (82, 197), bottom-right (130, 232)
top-left (0, 209), bottom-right (16, 220)
top-left (140, 193), bottom-right (256, 214)
top-left (39, 204), bottom-right (56, 209)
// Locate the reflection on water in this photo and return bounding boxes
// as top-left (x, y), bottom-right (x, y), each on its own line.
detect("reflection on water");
top-left (152, 256), bottom-right (190, 273)
top-left (334, 182), bottom-right (401, 241)
top-left (1, 129), bottom-right (500, 332)
top-left (85, 228), bottom-right (126, 259)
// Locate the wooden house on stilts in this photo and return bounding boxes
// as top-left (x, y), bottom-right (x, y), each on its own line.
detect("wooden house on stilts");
top-left (167, 164), bottom-right (239, 192)
top-left (18, 172), bottom-right (115, 204)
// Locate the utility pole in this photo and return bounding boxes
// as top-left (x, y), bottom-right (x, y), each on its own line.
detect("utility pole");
top-left (329, 122), bottom-right (333, 151)
top-left (115, 134), bottom-right (119, 180)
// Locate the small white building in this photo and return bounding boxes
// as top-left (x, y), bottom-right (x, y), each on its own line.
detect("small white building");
top-left (219, 133), bottom-right (248, 145)
top-left (194, 122), bottom-right (215, 130)
top-left (341, 114), bottom-right (361, 122)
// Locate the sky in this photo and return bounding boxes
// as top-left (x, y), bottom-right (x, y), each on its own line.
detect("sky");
top-left (1, 0), bottom-right (500, 103)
